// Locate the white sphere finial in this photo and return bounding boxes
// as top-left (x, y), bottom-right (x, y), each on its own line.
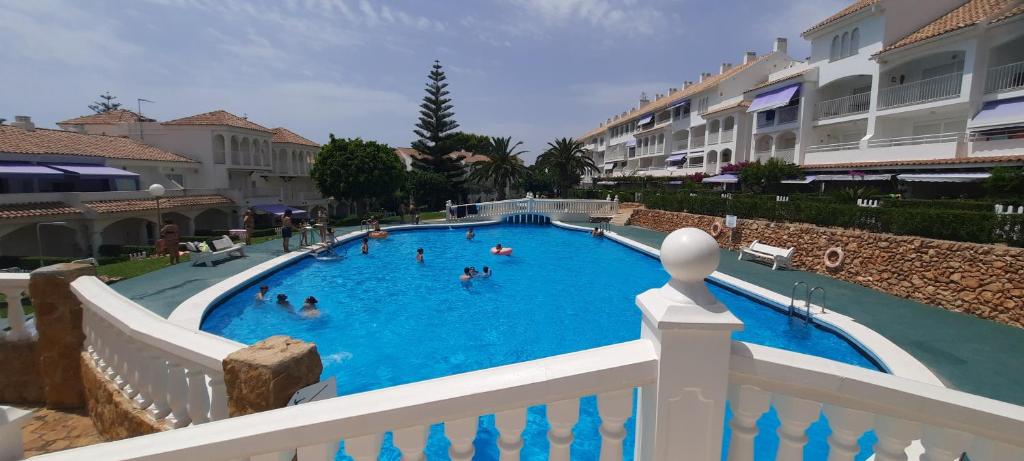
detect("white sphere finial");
top-left (148, 183), bottom-right (166, 197)
top-left (660, 227), bottom-right (719, 282)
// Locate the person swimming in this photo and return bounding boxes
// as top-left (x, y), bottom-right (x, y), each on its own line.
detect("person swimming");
top-left (361, 237), bottom-right (369, 254)
top-left (481, 266), bottom-right (492, 278)
top-left (591, 227), bottom-right (605, 237)
top-left (300, 296), bottom-right (321, 318)
top-left (256, 285), bottom-right (269, 301)
top-left (466, 228), bottom-right (475, 240)
top-left (459, 267), bottom-right (473, 282)
top-left (276, 293), bottom-right (293, 311)
top-left (416, 248), bottom-right (424, 263)
top-left (468, 266), bottom-right (479, 277)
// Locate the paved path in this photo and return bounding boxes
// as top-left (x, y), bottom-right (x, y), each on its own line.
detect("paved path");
top-left (19, 407), bottom-right (104, 457)
top-left (603, 223), bottom-right (1024, 406)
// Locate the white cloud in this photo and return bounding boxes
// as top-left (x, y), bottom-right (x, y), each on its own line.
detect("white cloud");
top-left (0, 0), bottom-right (141, 68)
top-left (569, 81), bottom-right (679, 107)
top-left (505, 0), bottom-right (668, 35)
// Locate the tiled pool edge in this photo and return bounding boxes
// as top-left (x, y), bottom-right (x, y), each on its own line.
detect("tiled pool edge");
top-left (171, 219), bottom-right (941, 387)
top-left (551, 220), bottom-right (944, 387)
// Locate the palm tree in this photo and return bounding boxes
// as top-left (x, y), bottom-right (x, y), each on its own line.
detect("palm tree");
top-left (468, 136), bottom-right (530, 200)
top-left (536, 137), bottom-right (599, 197)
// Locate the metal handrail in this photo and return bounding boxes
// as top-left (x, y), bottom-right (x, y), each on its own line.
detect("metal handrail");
top-left (878, 72), bottom-right (962, 109)
top-left (814, 92), bottom-right (871, 120)
top-left (984, 60), bottom-right (1024, 94)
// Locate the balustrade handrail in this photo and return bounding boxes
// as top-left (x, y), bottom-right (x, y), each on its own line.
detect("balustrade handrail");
top-left (730, 341), bottom-right (1024, 447)
top-left (866, 132), bottom-right (964, 148)
top-left (30, 340), bottom-right (657, 460)
top-left (807, 140), bottom-right (861, 153)
top-left (878, 72), bottom-right (963, 109)
top-left (72, 277), bottom-right (242, 371)
top-left (814, 92), bottom-right (871, 120)
top-left (984, 60), bottom-right (1024, 94)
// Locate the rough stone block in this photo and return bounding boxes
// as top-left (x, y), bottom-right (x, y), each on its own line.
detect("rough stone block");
top-left (222, 336), bottom-right (323, 417)
top-left (0, 338), bottom-right (43, 403)
top-left (29, 263), bottom-right (96, 408)
top-left (79, 352), bottom-right (163, 440)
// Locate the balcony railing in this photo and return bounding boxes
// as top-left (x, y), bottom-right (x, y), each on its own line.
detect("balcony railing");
top-left (721, 130), bottom-right (734, 143)
top-left (777, 106), bottom-right (799, 124)
top-left (773, 148), bottom-right (796, 163)
top-left (753, 151), bottom-right (772, 163)
top-left (878, 72), bottom-right (962, 109)
top-left (807, 141), bottom-right (861, 153)
top-left (815, 92), bottom-right (871, 120)
top-left (690, 136), bottom-right (705, 148)
top-left (757, 114), bottom-right (775, 129)
top-left (970, 125), bottom-right (1024, 142)
top-left (708, 132), bottom-right (720, 144)
top-left (866, 132), bottom-right (964, 148)
top-left (985, 60), bottom-right (1024, 94)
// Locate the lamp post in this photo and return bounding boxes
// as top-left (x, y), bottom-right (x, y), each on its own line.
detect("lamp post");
top-left (149, 184), bottom-right (166, 239)
top-left (36, 221), bottom-right (68, 268)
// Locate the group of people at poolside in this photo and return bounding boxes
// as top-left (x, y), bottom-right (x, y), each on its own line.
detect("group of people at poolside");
top-left (256, 285), bottom-right (321, 318)
top-left (266, 208), bottom-right (333, 253)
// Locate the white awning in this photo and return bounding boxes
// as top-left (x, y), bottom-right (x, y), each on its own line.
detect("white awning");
top-left (968, 96), bottom-right (1024, 131)
top-left (625, 139), bottom-right (637, 147)
top-left (603, 163), bottom-right (615, 171)
top-left (637, 114), bottom-right (654, 125)
top-left (780, 176), bottom-right (816, 184)
top-left (816, 174), bottom-right (891, 181)
top-left (702, 174), bottom-right (738, 184)
top-left (897, 173), bottom-right (991, 182)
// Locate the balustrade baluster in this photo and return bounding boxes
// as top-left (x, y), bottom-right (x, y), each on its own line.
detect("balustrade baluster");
top-left (446, 416), bottom-right (478, 461)
top-left (297, 441), bottom-right (338, 461)
top-left (822, 405), bottom-right (874, 461)
top-left (967, 437), bottom-right (1024, 461)
top-left (344, 433), bottom-right (381, 461)
top-left (726, 384), bottom-right (771, 461)
top-left (1, 288), bottom-right (29, 341)
top-left (920, 426), bottom-right (973, 461)
top-left (166, 362), bottom-right (192, 427)
top-left (132, 345), bottom-right (153, 409)
top-left (207, 370), bottom-right (229, 421)
top-left (547, 399), bottom-right (580, 461)
top-left (99, 321), bottom-right (117, 381)
top-left (495, 408), bottom-right (526, 461)
top-left (121, 337), bottom-right (141, 399)
top-left (147, 353), bottom-right (172, 419)
top-left (186, 367), bottom-right (211, 424)
top-left (873, 416), bottom-right (921, 461)
top-left (393, 425), bottom-right (429, 461)
top-left (773, 395), bottom-right (822, 461)
top-left (598, 389), bottom-right (632, 461)
top-left (110, 330), bottom-right (128, 389)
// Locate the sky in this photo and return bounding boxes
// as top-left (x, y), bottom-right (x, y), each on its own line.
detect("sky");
top-left (0, 0), bottom-right (849, 163)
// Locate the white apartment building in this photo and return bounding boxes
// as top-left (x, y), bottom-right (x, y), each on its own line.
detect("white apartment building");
top-left (580, 0), bottom-right (1024, 186)
top-left (0, 110), bottom-right (326, 260)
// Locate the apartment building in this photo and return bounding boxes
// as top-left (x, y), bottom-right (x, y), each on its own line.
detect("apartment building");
top-left (0, 110), bottom-right (325, 260)
top-left (580, 0), bottom-right (1024, 186)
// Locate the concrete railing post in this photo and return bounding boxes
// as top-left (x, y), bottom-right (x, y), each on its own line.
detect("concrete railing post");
top-left (633, 228), bottom-right (743, 461)
top-left (222, 336), bottom-right (323, 417)
top-left (29, 263), bottom-right (96, 408)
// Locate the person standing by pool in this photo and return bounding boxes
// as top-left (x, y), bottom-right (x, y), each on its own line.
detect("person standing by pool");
top-left (160, 219), bottom-right (180, 265)
top-left (256, 285), bottom-right (269, 301)
top-left (301, 296), bottom-right (321, 318)
top-left (298, 219), bottom-right (310, 247)
top-left (416, 248), bottom-right (424, 263)
top-left (466, 228), bottom-right (475, 240)
top-left (361, 237), bottom-right (369, 254)
top-left (242, 209), bottom-right (254, 246)
top-left (281, 210), bottom-right (294, 252)
top-left (317, 208), bottom-right (329, 244)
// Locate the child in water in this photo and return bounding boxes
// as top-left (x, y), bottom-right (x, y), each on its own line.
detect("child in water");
top-left (416, 248), bottom-right (424, 263)
top-left (466, 228), bottom-right (475, 240)
top-left (300, 296), bottom-right (321, 318)
top-left (481, 266), bottom-right (492, 278)
top-left (256, 285), bottom-right (269, 301)
top-left (361, 237), bottom-right (369, 254)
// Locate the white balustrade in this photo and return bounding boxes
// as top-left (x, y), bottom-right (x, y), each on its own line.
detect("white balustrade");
top-left (72, 277), bottom-right (243, 430)
top-left (984, 60), bottom-right (1024, 94)
top-left (447, 198), bottom-right (619, 222)
top-left (0, 274), bottom-right (32, 342)
top-left (815, 92), bottom-right (871, 120)
top-left (878, 72), bottom-right (963, 109)
top-left (28, 229), bottom-right (1024, 461)
top-left (867, 132), bottom-right (964, 148)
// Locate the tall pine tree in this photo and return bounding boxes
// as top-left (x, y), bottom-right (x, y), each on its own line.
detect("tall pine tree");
top-left (89, 92), bottom-right (121, 113)
top-left (411, 60), bottom-right (466, 201)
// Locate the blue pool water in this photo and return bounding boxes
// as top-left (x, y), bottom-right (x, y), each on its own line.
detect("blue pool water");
top-left (203, 224), bottom-right (882, 460)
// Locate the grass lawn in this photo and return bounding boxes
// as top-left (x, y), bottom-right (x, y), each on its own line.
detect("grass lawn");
top-left (97, 254), bottom-right (192, 279)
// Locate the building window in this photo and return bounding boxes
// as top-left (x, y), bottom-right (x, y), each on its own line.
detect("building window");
top-left (850, 28), bottom-right (860, 56)
top-left (841, 32), bottom-right (850, 58)
top-left (831, 35), bottom-right (840, 61)
top-left (165, 174), bottom-right (184, 188)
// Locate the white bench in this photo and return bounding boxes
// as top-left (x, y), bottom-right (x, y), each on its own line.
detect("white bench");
top-left (738, 240), bottom-right (794, 270)
top-left (191, 236), bottom-right (246, 267)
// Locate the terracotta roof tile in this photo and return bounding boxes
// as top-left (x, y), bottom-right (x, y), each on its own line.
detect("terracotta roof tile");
top-left (878, 0), bottom-right (1020, 55)
top-left (748, 70), bottom-right (811, 92)
top-left (0, 125), bottom-right (195, 163)
top-left (578, 54), bottom-right (773, 139)
top-left (271, 127), bottom-right (319, 147)
top-left (701, 100), bottom-right (751, 116)
top-left (163, 110), bottom-right (272, 133)
top-left (992, 3), bottom-right (1024, 22)
top-left (84, 195), bottom-right (233, 214)
top-left (803, 0), bottom-right (879, 36)
top-left (0, 202), bottom-right (82, 219)
top-left (804, 155), bottom-right (1024, 170)
top-left (394, 147), bottom-right (486, 163)
top-left (57, 109), bottom-right (155, 126)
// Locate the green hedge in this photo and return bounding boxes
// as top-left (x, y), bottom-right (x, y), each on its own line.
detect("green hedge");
top-left (195, 228), bottom-right (276, 238)
top-left (643, 192), bottom-right (1024, 246)
top-left (0, 256), bottom-right (128, 271)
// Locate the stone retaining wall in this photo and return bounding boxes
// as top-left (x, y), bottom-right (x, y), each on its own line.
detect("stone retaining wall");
top-left (628, 208), bottom-right (1024, 328)
top-left (0, 338), bottom-right (43, 403)
top-left (79, 352), bottom-right (165, 441)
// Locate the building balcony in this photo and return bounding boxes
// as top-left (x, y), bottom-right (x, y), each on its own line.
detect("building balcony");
top-left (806, 141), bottom-right (861, 153)
top-left (805, 133), bottom-right (964, 165)
top-left (773, 148), bottom-right (796, 163)
top-left (814, 92), bottom-right (871, 120)
top-left (707, 132), bottom-right (720, 145)
top-left (752, 151), bottom-right (772, 163)
top-left (985, 60), bottom-right (1024, 94)
top-left (721, 130), bottom-right (734, 143)
top-left (756, 105), bottom-right (800, 130)
top-left (969, 126), bottom-right (1024, 157)
top-left (690, 136), bottom-right (705, 148)
top-left (878, 72), bottom-right (962, 109)
top-left (865, 132), bottom-right (965, 149)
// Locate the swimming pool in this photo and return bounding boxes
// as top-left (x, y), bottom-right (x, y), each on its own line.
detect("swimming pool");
top-left (202, 224), bottom-right (882, 460)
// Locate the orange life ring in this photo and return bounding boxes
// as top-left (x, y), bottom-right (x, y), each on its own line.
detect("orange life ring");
top-left (710, 221), bottom-right (723, 237)
top-left (369, 230), bottom-right (389, 239)
top-left (824, 247), bottom-right (844, 269)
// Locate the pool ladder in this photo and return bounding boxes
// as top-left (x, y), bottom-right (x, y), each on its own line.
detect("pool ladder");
top-left (789, 282), bottom-right (827, 324)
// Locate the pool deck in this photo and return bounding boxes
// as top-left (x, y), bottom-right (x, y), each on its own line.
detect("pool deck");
top-left (112, 222), bottom-right (1024, 406)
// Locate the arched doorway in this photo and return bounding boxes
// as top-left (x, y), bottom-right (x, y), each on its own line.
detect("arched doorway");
top-left (194, 208), bottom-right (231, 233)
top-left (101, 217), bottom-right (157, 246)
top-left (0, 223), bottom-right (84, 258)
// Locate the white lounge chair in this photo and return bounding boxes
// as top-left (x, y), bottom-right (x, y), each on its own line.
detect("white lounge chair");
top-left (191, 236), bottom-right (246, 267)
top-left (738, 240), bottom-right (794, 270)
